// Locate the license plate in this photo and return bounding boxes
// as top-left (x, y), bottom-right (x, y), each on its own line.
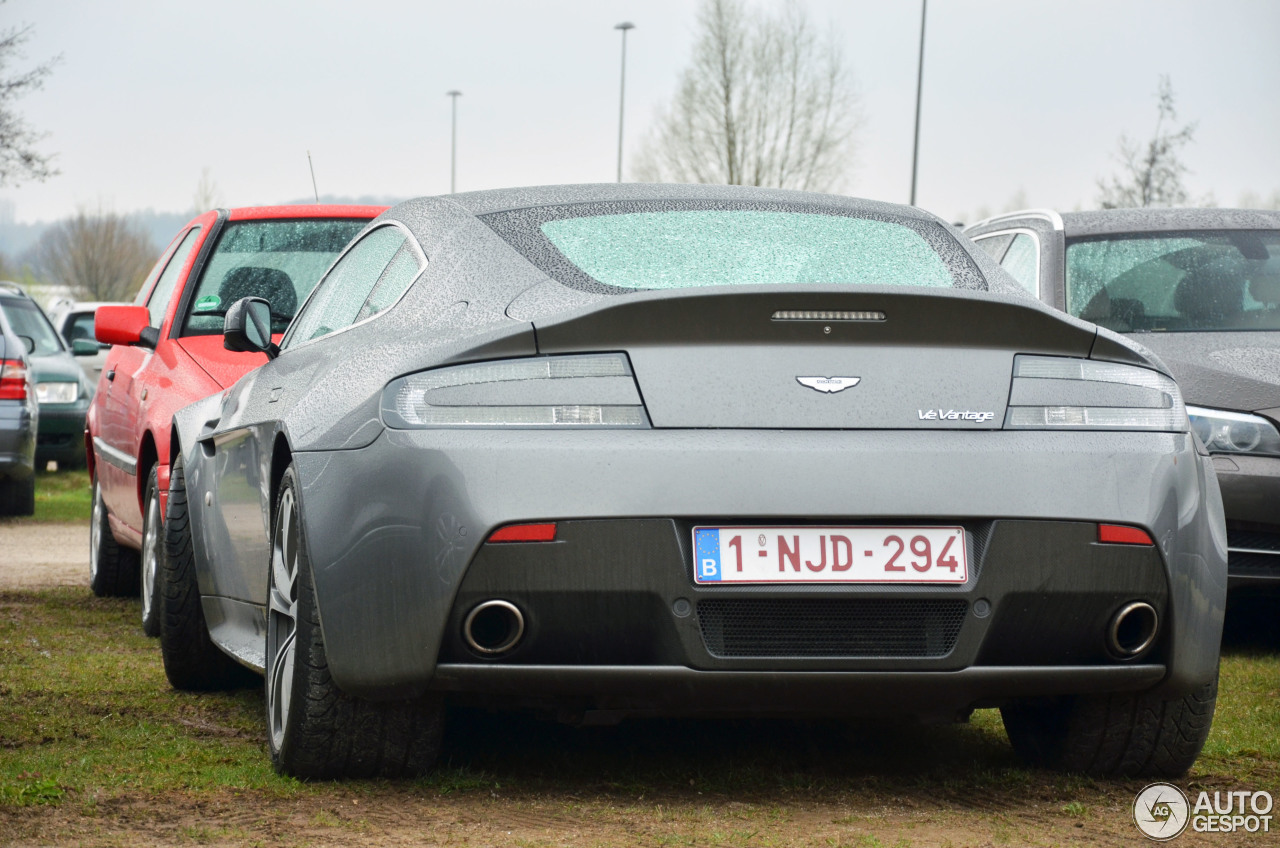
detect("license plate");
top-left (692, 526), bottom-right (968, 584)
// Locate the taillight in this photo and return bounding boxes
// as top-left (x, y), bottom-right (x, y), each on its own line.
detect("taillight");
top-left (381, 354), bottom-right (649, 429)
top-left (1004, 355), bottom-right (1187, 432)
top-left (0, 359), bottom-right (28, 401)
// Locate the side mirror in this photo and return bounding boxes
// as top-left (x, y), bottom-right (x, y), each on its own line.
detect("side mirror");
top-left (18, 335), bottom-right (35, 355)
top-left (71, 338), bottom-right (101, 356)
top-left (224, 297), bottom-right (279, 359)
top-left (96, 305), bottom-right (159, 349)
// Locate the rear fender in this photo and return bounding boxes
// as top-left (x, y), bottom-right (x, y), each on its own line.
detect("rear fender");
top-left (171, 392), bottom-right (228, 598)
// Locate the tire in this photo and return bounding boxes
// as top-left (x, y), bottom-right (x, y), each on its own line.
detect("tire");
top-left (159, 454), bottom-right (254, 691)
top-left (267, 465), bottom-right (444, 779)
top-left (140, 466), bottom-right (162, 637)
top-left (0, 474), bottom-right (35, 516)
top-left (89, 477), bottom-right (139, 596)
top-left (1001, 676), bottom-right (1218, 777)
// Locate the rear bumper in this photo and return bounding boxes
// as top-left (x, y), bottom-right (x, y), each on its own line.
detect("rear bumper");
top-left (430, 664), bottom-right (1166, 720)
top-left (283, 428), bottom-right (1226, 707)
top-left (1212, 454), bottom-right (1280, 585)
top-left (0, 404), bottom-right (37, 480)
top-left (35, 402), bottom-right (88, 464)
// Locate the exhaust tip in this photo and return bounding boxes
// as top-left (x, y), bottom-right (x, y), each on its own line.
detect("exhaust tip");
top-left (1107, 601), bottom-right (1158, 659)
top-left (463, 600), bottom-right (525, 655)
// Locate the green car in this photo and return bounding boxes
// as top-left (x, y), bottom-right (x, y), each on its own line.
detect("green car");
top-left (0, 283), bottom-right (96, 468)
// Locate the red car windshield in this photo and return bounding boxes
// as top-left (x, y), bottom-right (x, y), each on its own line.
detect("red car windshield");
top-left (180, 218), bottom-right (368, 336)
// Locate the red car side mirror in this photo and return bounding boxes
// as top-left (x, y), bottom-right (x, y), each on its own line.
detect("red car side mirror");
top-left (95, 305), bottom-right (159, 349)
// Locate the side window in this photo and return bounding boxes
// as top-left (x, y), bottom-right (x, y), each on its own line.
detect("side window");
top-left (66, 312), bottom-right (96, 342)
top-left (133, 230), bottom-right (187, 306)
top-left (973, 233), bottom-right (1013, 262)
top-left (1000, 233), bottom-right (1039, 295)
top-left (285, 227), bottom-right (407, 346)
top-left (145, 227), bottom-right (203, 328)
top-left (355, 242), bottom-right (424, 323)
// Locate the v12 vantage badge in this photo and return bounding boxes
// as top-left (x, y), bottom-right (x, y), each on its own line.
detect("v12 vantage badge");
top-left (919, 409), bottom-right (996, 422)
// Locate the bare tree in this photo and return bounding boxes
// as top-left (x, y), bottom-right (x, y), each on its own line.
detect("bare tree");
top-left (0, 7), bottom-right (58, 187)
top-left (192, 166), bottom-right (223, 212)
top-left (29, 206), bottom-right (157, 302)
top-left (632, 0), bottom-right (860, 191)
top-left (1096, 75), bottom-right (1197, 209)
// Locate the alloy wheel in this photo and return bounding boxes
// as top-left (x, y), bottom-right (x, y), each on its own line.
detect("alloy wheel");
top-left (89, 482), bottom-right (102, 583)
top-left (266, 487), bottom-right (299, 751)
top-left (140, 487), bottom-right (160, 626)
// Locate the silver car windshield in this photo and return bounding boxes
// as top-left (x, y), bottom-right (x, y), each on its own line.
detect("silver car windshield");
top-left (1066, 230), bottom-right (1280, 332)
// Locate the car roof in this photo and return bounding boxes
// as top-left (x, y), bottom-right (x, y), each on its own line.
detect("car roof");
top-left (224, 204), bottom-right (388, 221)
top-left (967, 207), bottom-right (1280, 238)
top-left (1059, 208), bottom-right (1280, 237)
top-left (433, 183), bottom-right (945, 223)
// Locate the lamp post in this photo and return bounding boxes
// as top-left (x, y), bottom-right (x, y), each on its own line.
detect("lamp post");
top-left (447, 90), bottom-right (462, 193)
top-left (908, 1), bottom-right (926, 206)
top-left (614, 22), bottom-right (635, 183)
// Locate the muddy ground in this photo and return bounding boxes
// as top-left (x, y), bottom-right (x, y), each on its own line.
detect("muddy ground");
top-left (0, 520), bottom-right (1272, 847)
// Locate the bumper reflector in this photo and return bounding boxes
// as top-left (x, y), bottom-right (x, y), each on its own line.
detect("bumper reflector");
top-left (488, 523), bottom-right (558, 543)
top-left (1098, 524), bottom-right (1154, 546)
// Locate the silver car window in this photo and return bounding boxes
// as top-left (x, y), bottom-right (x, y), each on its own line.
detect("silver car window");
top-left (286, 226), bottom-right (406, 346)
top-left (1000, 234), bottom-right (1039, 296)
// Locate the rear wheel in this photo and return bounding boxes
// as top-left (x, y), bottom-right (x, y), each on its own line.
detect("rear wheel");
top-left (140, 467), bottom-right (162, 636)
top-left (159, 454), bottom-right (254, 690)
top-left (0, 474), bottom-right (35, 516)
top-left (89, 477), bottom-right (139, 596)
top-left (1001, 677), bottom-right (1218, 777)
top-left (267, 465), bottom-right (444, 779)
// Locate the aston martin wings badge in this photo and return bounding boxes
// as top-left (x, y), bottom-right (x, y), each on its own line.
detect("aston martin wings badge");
top-left (796, 376), bottom-right (861, 393)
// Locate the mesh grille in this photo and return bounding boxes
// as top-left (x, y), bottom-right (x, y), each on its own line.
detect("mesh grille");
top-left (1227, 530), bottom-right (1280, 576)
top-left (697, 598), bottom-right (967, 659)
top-left (1228, 529), bottom-right (1280, 552)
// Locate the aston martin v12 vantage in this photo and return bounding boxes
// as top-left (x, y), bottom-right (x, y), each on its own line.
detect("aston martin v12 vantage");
top-left (161, 185), bottom-right (1226, 779)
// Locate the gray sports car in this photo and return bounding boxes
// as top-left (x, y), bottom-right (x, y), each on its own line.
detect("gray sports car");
top-left (964, 208), bottom-right (1280, 589)
top-left (161, 184), bottom-right (1225, 780)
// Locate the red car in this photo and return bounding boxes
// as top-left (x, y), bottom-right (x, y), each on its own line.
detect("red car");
top-left (88, 205), bottom-right (385, 634)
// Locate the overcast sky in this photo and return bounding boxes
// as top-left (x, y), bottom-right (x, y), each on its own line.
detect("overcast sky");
top-left (2, 0), bottom-right (1278, 232)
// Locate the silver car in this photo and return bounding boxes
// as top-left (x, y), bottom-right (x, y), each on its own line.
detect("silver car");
top-left (161, 185), bottom-right (1226, 780)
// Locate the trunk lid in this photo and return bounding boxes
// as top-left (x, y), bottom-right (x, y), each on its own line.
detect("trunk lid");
top-left (533, 286), bottom-right (1098, 429)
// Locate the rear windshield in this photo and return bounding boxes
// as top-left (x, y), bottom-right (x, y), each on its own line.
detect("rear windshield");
top-left (180, 218), bottom-right (368, 336)
top-left (1066, 230), bottom-right (1280, 332)
top-left (481, 202), bottom-right (979, 293)
top-left (0, 297), bottom-right (64, 355)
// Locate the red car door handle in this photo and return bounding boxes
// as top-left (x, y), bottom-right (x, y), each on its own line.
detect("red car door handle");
top-left (106, 369), bottom-right (115, 381)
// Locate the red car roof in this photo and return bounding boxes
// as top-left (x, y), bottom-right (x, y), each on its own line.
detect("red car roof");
top-left (225, 204), bottom-right (389, 221)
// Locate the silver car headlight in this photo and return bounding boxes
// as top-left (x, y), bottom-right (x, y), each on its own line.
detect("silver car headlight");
top-left (382, 353), bottom-right (650, 429)
top-left (36, 381), bottom-right (79, 404)
top-left (1187, 406), bottom-right (1280, 456)
top-left (1004, 355), bottom-right (1187, 432)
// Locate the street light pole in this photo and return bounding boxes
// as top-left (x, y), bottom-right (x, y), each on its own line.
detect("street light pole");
top-left (614, 22), bottom-right (635, 183)
top-left (447, 90), bottom-right (462, 193)
top-left (908, 0), bottom-right (927, 206)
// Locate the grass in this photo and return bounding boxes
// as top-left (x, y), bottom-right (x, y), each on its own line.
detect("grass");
top-left (0, 586), bottom-right (1276, 816)
top-left (0, 589), bottom-right (296, 805)
top-left (31, 467), bottom-right (92, 523)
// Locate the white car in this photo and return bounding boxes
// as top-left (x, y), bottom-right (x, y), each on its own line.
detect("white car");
top-left (46, 300), bottom-right (127, 382)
